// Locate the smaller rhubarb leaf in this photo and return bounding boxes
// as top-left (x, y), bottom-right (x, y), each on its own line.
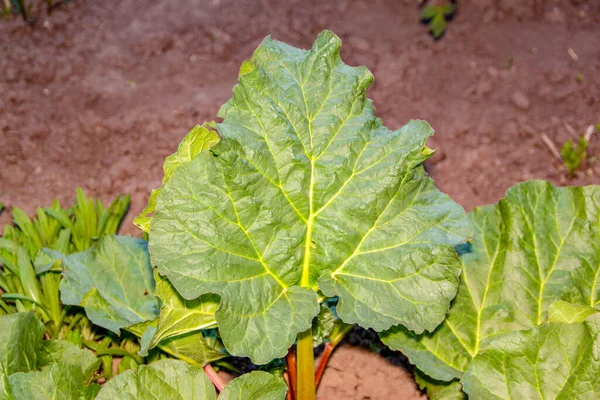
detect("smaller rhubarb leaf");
top-left (219, 371), bottom-right (287, 400)
top-left (140, 271), bottom-right (219, 355)
top-left (414, 370), bottom-right (465, 400)
top-left (312, 304), bottom-right (336, 347)
top-left (134, 124), bottom-right (220, 233)
top-left (0, 312), bottom-right (44, 375)
top-left (45, 235), bottom-right (160, 334)
top-left (95, 359), bottom-right (217, 400)
top-left (462, 311), bottom-right (600, 399)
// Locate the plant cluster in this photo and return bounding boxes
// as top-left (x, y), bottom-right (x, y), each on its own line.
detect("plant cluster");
top-left (1, 32), bottom-right (599, 400)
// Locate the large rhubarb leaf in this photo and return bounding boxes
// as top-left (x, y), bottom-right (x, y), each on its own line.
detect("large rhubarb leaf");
top-left (382, 181), bottom-right (600, 383)
top-left (134, 124), bottom-right (220, 233)
top-left (46, 235), bottom-right (160, 334)
top-left (95, 359), bottom-right (216, 400)
top-left (219, 371), bottom-right (287, 400)
top-left (462, 304), bottom-right (600, 399)
top-left (148, 30), bottom-right (470, 363)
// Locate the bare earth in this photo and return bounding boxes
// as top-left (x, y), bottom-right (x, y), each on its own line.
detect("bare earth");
top-left (1, 0), bottom-right (599, 398)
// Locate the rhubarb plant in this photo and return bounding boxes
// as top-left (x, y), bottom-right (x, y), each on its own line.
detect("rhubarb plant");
top-left (382, 180), bottom-right (600, 398)
top-left (142, 30), bottom-right (470, 399)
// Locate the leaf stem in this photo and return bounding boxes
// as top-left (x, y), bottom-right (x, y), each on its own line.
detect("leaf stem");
top-left (296, 327), bottom-right (315, 400)
top-left (203, 363), bottom-right (226, 392)
top-left (315, 322), bottom-right (352, 388)
top-left (286, 347), bottom-right (297, 399)
top-left (315, 343), bottom-right (333, 388)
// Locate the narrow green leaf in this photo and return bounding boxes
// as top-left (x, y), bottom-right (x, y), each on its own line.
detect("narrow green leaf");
top-left (148, 31), bottom-right (470, 364)
top-left (219, 371), bottom-right (287, 400)
top-left (95, 359), bottom-right (217, 400)
top-left (382, 181), bottom-right (600, 383)
top-left (47, 235), bottom-right (160, 334)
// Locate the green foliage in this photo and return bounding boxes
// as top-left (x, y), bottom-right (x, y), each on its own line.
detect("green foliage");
top-left (145, 30), bottom-right (470, 365)
top-left (561, 135), bottom-right (588, 177)
top-left (463, 309), bottom-right (600, 399)
top-left (0, 312), bottom-right (101, 400)
top-left (382, 180), bottom-right (600, 397)
top-left (421, 1), bottom-right (456, 38)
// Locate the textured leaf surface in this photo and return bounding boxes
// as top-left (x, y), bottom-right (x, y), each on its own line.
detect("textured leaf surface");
top-left (312, 305), bottom-right (336, 347)
top-left (382, 181), bottom-right (600, 381)
top-left (140, 272), bottom-right (219, 355)
top-left (38, 341), bottom-right (99, 381)
top-left (220, 371), bottom-right (287, 400)
top-left (135, 124), bottom-right (220, 233)
top-left (414, 370), bottom-right (465, 400)
top-left (7, 364), bottom-right (87, 400)
top-left (149, 30), bottom-right (470, 363)
top-left (96, 359), bottom-right (216, 400)
top-left (462, 313), bottom-right (600, 399)
top-left (47, 235), bottom-right (160, 334)
top-left (0, 313), bottom-right (44, 375)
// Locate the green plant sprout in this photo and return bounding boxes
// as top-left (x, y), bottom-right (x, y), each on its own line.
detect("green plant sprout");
top-left (420, 1), bottom-right (457, 38)
top-left (561, 135), bottom-right (588, 177)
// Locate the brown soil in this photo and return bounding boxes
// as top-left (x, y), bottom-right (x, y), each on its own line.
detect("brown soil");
top-left (1, 0), bottom-right (599, 398)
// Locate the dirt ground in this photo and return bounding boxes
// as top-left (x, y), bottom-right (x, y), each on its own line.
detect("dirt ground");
top-left (1, 0), bottom-right (599, 398)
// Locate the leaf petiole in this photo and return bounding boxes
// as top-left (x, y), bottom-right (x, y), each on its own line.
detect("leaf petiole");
top-left (296, 327), bottom-right (316, 400)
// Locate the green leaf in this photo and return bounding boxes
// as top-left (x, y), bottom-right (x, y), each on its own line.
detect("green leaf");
top-left (0, 312), bottom-right (45, 375)
top-left (312, 304), bottom-right (336, 347)
top-left (462, 313), bottom-right (600, 399)
top-left (134, 124), bottom-right (220, 233)
top-left (157, 331), bottom-right (227, 367)
top-left (140, 271), bottom-right (219, 355)
top-left (46, 235), bottom-right (160, 334)
top-left (430, 13), bottom-right (447, 38)
top-left (548, 300), bottom-right (598, 323)
top-left (414, 370), bottom-right (465, 400)
top-left (148, 31), bottom-right (470, 364)
top-left (420, 5), bottom-right (438, 19)
top-left (220, 371), bottom-right (287, 400)
top-left (37, 341), bottom-right (100, 381)
top-left (7, 364), bottom-right (88, 400)
top-left (95, 359), bottom-right (217, 400)
top-left (382, 181), bottom-right (600, 382)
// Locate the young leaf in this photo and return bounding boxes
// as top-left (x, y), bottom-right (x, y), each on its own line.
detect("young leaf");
top-left (381, 181), bottom-right (600, 383)
top-left (219, 371), bottom-right (287, 400)
top-left (0, 312), bottom-right (44, 375)
top-left (414, 370), bottom-right (465, 400)
top-left (44, 235), bottom-right (160, 334)
top-left (148, 31), bottom-right (470, 364)
top-left (462, 312), bottom-right (600, 399)
top-left (95, 359), bottom-right (217, 400)
top-left (140, 271), bottom-right (219, 355)
top-left (134, 124), bottom-right (220, 233)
